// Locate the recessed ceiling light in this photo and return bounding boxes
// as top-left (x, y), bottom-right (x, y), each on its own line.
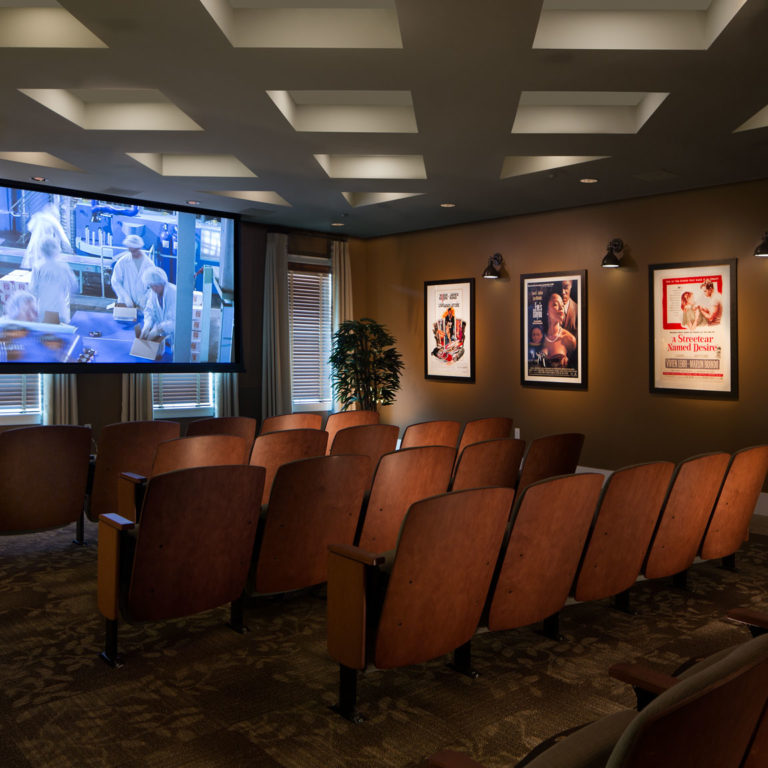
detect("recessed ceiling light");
top-left (331, 221), bottom-right (345, 227)
top-left (186, 199), bottom-right (201, 205)
top-left (579, 178), bottom-right (599, 184)
top-left (31, 176), bottom-right (46, 182)
top-left (440, 202), bottom-right (456, 208)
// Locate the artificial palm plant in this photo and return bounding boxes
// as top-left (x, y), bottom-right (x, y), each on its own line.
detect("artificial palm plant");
top-left (329, 318), bottom-right (404, 411)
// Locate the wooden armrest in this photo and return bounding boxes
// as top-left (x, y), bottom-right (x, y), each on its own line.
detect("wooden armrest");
top-left (328, 543), bottom-right (385, 566)
top-left (609, 662), bottom-right (678, 695)
top-left (120, 471), bottom-right (147, 484)
top-left (727, 607), bottom-right (768, 630)
top-left (99, 512), bottom-right (136, 531)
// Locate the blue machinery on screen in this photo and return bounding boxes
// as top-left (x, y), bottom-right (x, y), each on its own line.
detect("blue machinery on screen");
top-left (0, 180), bottom-right (238, 370)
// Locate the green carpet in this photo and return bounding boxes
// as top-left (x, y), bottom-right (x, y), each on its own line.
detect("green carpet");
top-left (1, 521), bottom-right (766, 768)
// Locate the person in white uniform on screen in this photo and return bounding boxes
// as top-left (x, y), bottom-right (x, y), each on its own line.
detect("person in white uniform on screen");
top-left (111, 234), bottom-right (153, 307)
top-left (22, 203), bottom-right (72, 269)
top-left (141, 267), bottom-right (176, 351)
top-left (3, 290), bottom-right (38, 323)
top-left (30, 237), bottom-right (78, 323)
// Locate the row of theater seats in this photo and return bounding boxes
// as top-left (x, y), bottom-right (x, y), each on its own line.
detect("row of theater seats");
top-left (92, 426), bottom-right (583, 664)
top-left (423, 609), bottom-right (768, 768)
top-left (325, 445), bottom-right (768, 720)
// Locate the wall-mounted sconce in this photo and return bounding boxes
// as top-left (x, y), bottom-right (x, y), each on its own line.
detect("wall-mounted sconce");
top-left (483, 252), bottom-right (504, 279)
top-left (755, 232), bottom-right (768, 258)
top-left (601, 238), bottom-right (624, 268)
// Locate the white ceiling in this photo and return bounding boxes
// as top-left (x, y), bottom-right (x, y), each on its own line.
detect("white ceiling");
top-left (0, 0), bottom-right (766, 238)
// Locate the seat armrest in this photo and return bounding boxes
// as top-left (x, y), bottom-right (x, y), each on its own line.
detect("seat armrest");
top-left (727, 607), bottom-right (768, 632)
top-left (328, 543), bottom-right (385, 566)
top-left (99, 512), bottom-right (136, 531)
top-left (97, 513), bottom-right (135, 621)
top-left (609, 662), bottom-right (678, 694)
top-left (118, 473), bottom-right (148, 523)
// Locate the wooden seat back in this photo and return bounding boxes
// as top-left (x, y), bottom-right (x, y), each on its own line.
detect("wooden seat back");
top-left (699, 445), bottom-right (768, 561)
top-left (127, 465), bottom-right (265, 621)
top-left (572, 461), bottom-right (675, 603)
top-left (251, 454), bottom-right (370, 594)
top-left (0, 425), bottom-right (91, 534)
top-left (487, 473), bottom-right (604, 632)
top-left (324, 410), bottom-right (379, 454)
top-left (186, 416), bottom-right (257, 449)
top-left (329, 424), bottom-right (399, 490)
top-left (357, 445), bottom-right (456, 552)
top-left (609, 634), bottom-right (768, 768)
top-left (89, 420), bottom-right (180, 521)
top-left (517, 432), bottom-right (585, 493)
top-left (456, 417), bottom-right (513, 460)
top-left (400, 420), bottom-right (461, 450)
top-left (373, 487), bottom-right (514, 669)
top-left (249, 428), bottom-right (329, 504)
top-left (451, 437), bottom-right (525, 492)
top-left (260, 413), bottom-right (322, 434)
top-left (151, 434), bottom-right (249, 475)
top-left (643, 452), bottom-right (730, 580)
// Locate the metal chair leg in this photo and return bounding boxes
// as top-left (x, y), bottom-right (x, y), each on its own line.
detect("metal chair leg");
top-left (540, 611), bottom-right (563, 641)
top-left (99, 618), bottom-right (123, 668)
top-left (228, 595), bottom-right (248, 634)
top-left (332, 664), bottom-right (363, 723)
top-left (73, 510), bottom-right (86, 546)
top-left (450, 640), bottom-right (479, 679)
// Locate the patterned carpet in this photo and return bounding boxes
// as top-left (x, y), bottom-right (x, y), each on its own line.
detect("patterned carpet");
top-left (1, 521), bottom-right (767, 768)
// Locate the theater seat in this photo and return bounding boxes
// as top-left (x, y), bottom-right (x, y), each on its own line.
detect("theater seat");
top-left (97, 464), bottom-right (265, 666)
top-left (327, 487), bottom-right (514, 721)
top-left (516, 433), bottom-right (584, 494)
top-left (186, 416), bottom-right (258, 450)
top-left (324, 410), bottom-right (379, 454)
top-left (423, 631), bottom-right (768, 768)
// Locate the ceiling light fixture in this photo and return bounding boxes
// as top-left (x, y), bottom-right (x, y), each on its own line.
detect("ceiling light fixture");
top-left (31, 176), bottom-right (46, 182)
top-left (186, 199), bottom-right (200, 205)
top-left (482, 253), bottom-right (504, 279)
top-left (580, 177), bottom-right (599, 184)
top-left (440, 202), bottom-right (456, 208)
top-left (754, 231), bottom-right (768, 258)
top-left (601, 238), bottom-right (624, 269)
top-left (331, 221), bottom-right (345, 227)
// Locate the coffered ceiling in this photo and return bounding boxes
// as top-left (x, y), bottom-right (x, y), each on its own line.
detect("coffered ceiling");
top-left (0, 0), bottom-right (766, 237)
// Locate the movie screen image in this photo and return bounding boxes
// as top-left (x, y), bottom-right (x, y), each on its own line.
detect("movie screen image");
top-left (0, 180), bottom-right (239, 370)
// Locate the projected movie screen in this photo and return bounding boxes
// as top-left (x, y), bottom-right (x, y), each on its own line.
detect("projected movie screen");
top-left (0, 183), bottom-right (237, 367)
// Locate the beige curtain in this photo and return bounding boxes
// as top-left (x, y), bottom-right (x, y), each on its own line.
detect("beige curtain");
top-left (331, 239), bottom-right (353, 329)
top-left (215, 372), bottom-right (239, 417)
top-left (262, 232), bottom-right (290, 419)
top-left (121, 373), bottom-right (153, 421)
top-left (331, 239), bottom-right (354, 411)
top-left (43, 374), bottom-right (78, 425)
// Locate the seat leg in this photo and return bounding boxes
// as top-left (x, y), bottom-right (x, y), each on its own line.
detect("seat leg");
top-left (332, 664), bottom-right (363, 723)
top-left (99, 618), bottom-right (123, 668)
top-left (720, 554), bottom-right (737, 572)
top-left (228, 595), bottom-right (248, 634)
top-left (540, 612), bottom-right (563, 641)
top-left (73, 510), bottom-right (86, 546)
top-left (449, 641), bottom-right (479, 679)
top-left (634, 686), bottom-right (657, 711)
top-left (672, 570), bottom-right (688, 590)
top-left (611, 589), bottom-right (635, 615)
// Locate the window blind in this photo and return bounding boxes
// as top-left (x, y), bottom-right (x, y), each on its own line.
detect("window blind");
top-left (287, 264), bottom-right (332, 411)
top-left (152, 372), bottom-right (213, 412)
top-left (0, 374), bottom-right (42, 416)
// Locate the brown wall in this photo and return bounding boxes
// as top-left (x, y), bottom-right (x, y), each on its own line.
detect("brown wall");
top-left (351, 179), bottom-right (768, 470)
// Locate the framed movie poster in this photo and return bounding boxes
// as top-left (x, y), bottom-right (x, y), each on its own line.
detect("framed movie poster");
top-left (649, 260), bottom-right (738, 398)
top-left (521, 270), bottom-right (587, 388)
top-left (424, 278), bottom-right (475, 382)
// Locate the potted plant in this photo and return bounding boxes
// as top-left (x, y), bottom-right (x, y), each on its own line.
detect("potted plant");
top-left (329, 318), bottom-right (404, 411)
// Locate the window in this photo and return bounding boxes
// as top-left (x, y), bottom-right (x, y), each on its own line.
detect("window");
top-left (152, 372), bottom-right (214, 418)
top-left (0, 374), bottom-right (43, 424)
top-left (287, 261), bottom-right (332, 412)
